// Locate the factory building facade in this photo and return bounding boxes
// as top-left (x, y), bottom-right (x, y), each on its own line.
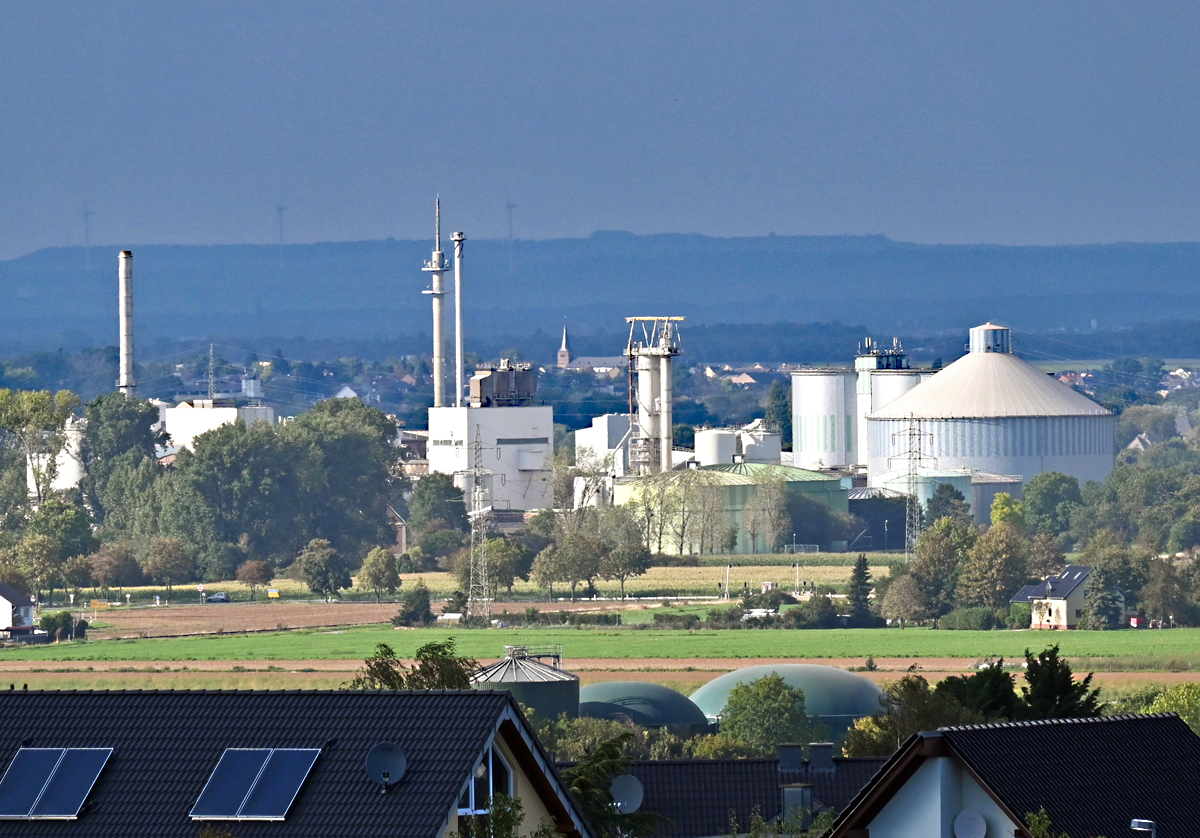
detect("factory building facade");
top-left (427, 362), bottom-right (554, 512)
top-left (868, 324), bottom-right (1115, 487)
top-left (612, 463), bottom-right (848, 555)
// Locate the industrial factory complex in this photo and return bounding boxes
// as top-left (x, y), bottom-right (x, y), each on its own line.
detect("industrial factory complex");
top-left (91, 201), bottom-right (1117, 564)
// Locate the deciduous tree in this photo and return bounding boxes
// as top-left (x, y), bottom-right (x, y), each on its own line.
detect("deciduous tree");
top-left (720, 674), bottom-right (816, 756)
top-left (1027, 533), bottom-right (1066, 580)
top-left (599, 543), bottom-right (651, 599)
top-left (358, 547), bottom-right (400, 602)
top-left (880, 575), bottom-right (926, 628)
top-left (295, 538), bottom-right (350, 602)
top-left (140, 536), bottom-right (196, 604)
top-left (235, 559), bottom-right (272, 601)
top-left (1021, 471), bottom-right (1082, 537)
top-left (956, 523), bottom-right (1028, 610)
top-left (0, 389), bottom-right (81, 505)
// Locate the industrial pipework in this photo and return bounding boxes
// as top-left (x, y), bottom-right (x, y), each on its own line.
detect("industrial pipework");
top-left (422, 200), bottom-right (449, 407)
top-left (626, 316), bottom-right (683, 475)
top-left (118, 251), bottom-right (135, 396)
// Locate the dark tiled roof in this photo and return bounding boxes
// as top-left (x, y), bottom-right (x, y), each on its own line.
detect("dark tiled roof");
top-left (0, 583), bottom-right (31, 607)
top-left (833, 714), bottom-right (1200, 838)
top-left (943, 714), bottom-right (1200, 838)
top-left (0, 689), bottom-right (580, 838)
top-left (604, 757), bottom-right (886, 838)
top-left (1010, 566), bottom-right (1092, 603)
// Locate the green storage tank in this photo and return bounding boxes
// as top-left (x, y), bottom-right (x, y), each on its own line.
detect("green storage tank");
top-left (578, 681), bottom-right (710, 737)
top-left (690, 664), bottom-right (883, 733)
top-left (471, 647), bottom-right (580, 723)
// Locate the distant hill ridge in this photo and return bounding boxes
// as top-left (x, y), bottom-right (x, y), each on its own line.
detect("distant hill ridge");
top-left (4, 232), bottom-right (1200, 347)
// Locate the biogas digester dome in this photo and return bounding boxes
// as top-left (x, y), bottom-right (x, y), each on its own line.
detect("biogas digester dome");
top-left (868, 324), bottom-right (1115, 486)
top-left (578, 681), bottom-right (710, 737)
top-left (689, 665), bottom-right (884, 733)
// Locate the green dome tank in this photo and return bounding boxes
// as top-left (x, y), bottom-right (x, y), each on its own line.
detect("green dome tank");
top-left (690, 664), bottom-right (884, 733)
top-left (578, 681), bottom-right (709, 737)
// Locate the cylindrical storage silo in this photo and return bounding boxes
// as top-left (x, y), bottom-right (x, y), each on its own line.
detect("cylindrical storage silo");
top-left (791, 370), bottom-right (856, 470)
top-left (696, 429), bottom-right (737, 466)
top-left (740, 429), bottom-right (781, 464)
top-left (867, 323), bottom-right (1116, 486)
top-left (471, 650), bottom-right (580, 721)
top-left (870, 370), bottom-right (924, 415)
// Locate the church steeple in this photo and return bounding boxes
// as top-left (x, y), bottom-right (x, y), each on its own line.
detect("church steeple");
top-left (557, 322), bottom-right (572, 369)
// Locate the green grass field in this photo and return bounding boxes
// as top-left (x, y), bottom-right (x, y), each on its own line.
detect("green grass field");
top-left (7, 625), bottom-right (1200, 665)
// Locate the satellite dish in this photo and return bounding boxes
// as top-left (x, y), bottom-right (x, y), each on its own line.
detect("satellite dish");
top-left (953, 810), bottom-right (986, 838)
top-left (610, 774), bottom-right (643, 814)
top-left (366, 743), bottom-right (407, 790)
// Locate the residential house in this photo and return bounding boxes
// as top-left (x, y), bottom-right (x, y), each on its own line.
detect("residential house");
top-left (829, 714), bottom-right (1200, 838)
top-left (599, 744), bottom-right (886, 838)
top-left (0, 583), bottom-right (34, 633)
top-left (1009, 565), bottom-right (1109, 630)
top-left (0, 689), bottom-right (592, 838)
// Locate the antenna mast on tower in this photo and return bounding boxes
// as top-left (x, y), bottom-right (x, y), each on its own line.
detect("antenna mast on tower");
top-left (422, 199), bottom-right (448, 407)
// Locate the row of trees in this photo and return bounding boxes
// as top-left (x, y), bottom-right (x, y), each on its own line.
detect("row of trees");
top-left (0, 388), bottom-right (408, 600)
top-left (881, 470), bottom-right (1200, 628)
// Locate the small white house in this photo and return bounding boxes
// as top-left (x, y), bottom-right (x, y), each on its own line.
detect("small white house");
top-left (0, 582), bottom-right (35, 631)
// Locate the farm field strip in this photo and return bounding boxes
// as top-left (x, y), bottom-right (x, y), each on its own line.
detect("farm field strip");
top-left (62, 564), bottom-right (877, 613)
top-left (7, 626), bottom-right (1200, 664)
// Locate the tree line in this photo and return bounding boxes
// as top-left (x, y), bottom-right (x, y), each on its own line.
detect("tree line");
top-left (0, 389), bottom-right (406, 603)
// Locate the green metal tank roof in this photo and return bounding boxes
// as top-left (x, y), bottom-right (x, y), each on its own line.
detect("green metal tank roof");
top-left (578, 681), bottom-right (709, 731)
top-left (690, 664), bottom-right (883, 725)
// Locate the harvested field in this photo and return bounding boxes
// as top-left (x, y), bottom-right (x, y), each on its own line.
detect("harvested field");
top-left (86, 601), bottom-right (401, 640)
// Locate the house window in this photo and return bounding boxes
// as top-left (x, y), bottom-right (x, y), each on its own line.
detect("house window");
top-left (1075, 609), bottom-right (1081, 618)
top-left (458, 747), bottom-right (512, 815)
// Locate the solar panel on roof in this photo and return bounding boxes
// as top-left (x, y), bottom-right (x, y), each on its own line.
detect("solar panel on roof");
top-left (0, 747), bottom-right (112, 820)
top-left (191, 748), bottom-right (320, 821)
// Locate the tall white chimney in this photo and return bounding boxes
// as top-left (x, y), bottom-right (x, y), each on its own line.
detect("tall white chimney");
top-left (422, 200), bottom-right (448, 407)
top-left (452, 231), bottom-right (466, 408)
top-left (118, 250), bottom-right (135, 396)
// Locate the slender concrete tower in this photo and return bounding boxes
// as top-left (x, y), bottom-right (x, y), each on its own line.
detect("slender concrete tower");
top-left (452, 231), bottom-right (466, 407)
top-left (422, 200), bottom-right (448, 407)
top-left (118, 251), bottom-right (135, 396)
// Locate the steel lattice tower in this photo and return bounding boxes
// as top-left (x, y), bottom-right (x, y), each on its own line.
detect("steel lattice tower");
top-left (466, 425), bottom-right (492, 620)
top-left (888, 414), bottom-right (935, 561)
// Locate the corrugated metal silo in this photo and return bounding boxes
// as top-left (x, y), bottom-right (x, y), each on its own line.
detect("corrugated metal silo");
top-left (471, 646), bottom-right (580, 722)
top-left (867, 323), bottom-right (1115, 486)
top-left (791, 370), bottom-right (856, 469)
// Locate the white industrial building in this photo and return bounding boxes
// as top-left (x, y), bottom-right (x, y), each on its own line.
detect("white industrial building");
top-left (427, 363), bottom-right (554, 511)
top-left (164, 399), bottom-right (276, 450)
top-left (868, 323), bottom-right (1115, 486)
top-left (574, 413), bottom-right (631, 474)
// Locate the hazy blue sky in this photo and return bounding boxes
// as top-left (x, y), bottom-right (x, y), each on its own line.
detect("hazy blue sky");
top-left (3, 2), bottom-right (1199, 258)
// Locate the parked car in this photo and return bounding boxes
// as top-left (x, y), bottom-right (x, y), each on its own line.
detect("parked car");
top-left (207, 592), bottom-right (231, 603)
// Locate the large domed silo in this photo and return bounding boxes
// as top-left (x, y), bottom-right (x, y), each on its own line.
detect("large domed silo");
top-left (471, 647), bottom-right (580, 723)
top-left (868, 323), bottom-right (1115, 486)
